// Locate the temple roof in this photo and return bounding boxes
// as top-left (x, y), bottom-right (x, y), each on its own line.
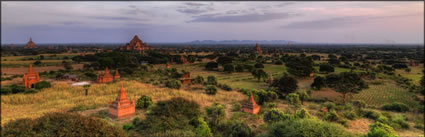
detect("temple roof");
top-left (116, 84), bottom-right (129, 101)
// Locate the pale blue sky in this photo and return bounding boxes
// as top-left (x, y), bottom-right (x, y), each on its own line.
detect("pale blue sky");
top-left (1, 2), bottom-right (423, 44)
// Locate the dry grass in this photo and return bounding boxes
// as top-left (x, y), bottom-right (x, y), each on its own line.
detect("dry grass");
top-left (1, 80), bottom-right (246, 125)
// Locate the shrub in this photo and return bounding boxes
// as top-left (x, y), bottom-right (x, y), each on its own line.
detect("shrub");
top-left (1, 112), bottom-right (127, 137)
top-left (254, 63), bottom-right (264, 68)
top-left (231, 103), bottom-right (242, 112)
top-left (205, 85), bottom-right (217, 95)
top-left (205, 103), bottom-right (226, 127)
top-left (34, 81), bottom-right (51, 90)
top-left (190, 117), bottom-right (213, 137)
top-left (225, 121), bottom-right (252, 137)
top-left (218, 83), bottom-right (232, 91)
top-left (263, 108), bottom-right (292, 124)
top-left (136, 95), bottom-right (153, 109)
top-left (295, 108), bottom-right (312, 119)
top-left (223, 64), bottom-right (235, 73)
top-left (193, 75), bottom-right (205, 84)
top-left (123, 123), bottom-right (134, 131)
top-left (362, 110), bottom-right (381, 120)
top-left (137, 97), bottom-right (201, 134)
top-left (381, 102), bottom-right (410, 112)
top-left (271, 74), bottom-right (298, 95)
top-left (235, 64), bottom-right (244, 72)
top-left (165, 80), bottom-right (182, 89)
top-left (285, 93), bottom-right (301, 106)
top-left (319, 63), bottom-right (335, 73)
top-left (366, 122), bottom-right (398, 137)
top-left (324, 110), bottom-right (340, 122)
top-left (311, 76), bottom-right (326, 90)
top-left (206, 75), bottom-right (217, 85)
top-left (260, 119), bottom-right (353, 137)
top-left (1, 87), bottom-right (12, 95)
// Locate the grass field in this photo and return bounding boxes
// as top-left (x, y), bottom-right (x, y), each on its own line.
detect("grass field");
top-left (0, 80), bottom-right (246, 125)
top-left (394, 64), bottom-right (424, 85)
top-left (166, 63), bottom-right (287, 90)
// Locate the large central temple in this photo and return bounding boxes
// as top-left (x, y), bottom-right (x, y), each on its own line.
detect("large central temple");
top-left (120, 35), bottom-right (153, 54)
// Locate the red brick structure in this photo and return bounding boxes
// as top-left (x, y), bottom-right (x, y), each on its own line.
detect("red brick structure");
top-left (114, 69), bottom-right (120, 80)
top-left (180, 72), bottom-right (192, 84)
top-left (120, 35), bottom-right (153, 54)
top-left (309, 72), bottom-right (314, 77)
top-left (242, 94), bottom-right (260, 114)
top-left (24, 37), bottom-right (38, 49)
top-left (255, 43), bottom-right (262, 54)
top-left (10, 44), bottom-right (14, 49)
top-left (166, 63), bottom-right (171, 69)
top-left (108, 84), bottom-right (136, 119)
top-left (267, 74), bottom-right (274, 84)
top-left (97, 67), bottom-right (114, 83)
top-left (409, 60), bottom-right (418, 67)
top-left (180, 55), bottom-right (188, 64)
top-left (23, 64), bottom-right (40, 88)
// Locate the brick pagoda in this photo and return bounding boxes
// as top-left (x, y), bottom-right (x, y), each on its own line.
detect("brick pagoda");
top-left (166, 63), bottom-right (171, 69)
top-left (23, 64), bottom-right (40, 88)
top-left (267, 74), bottom-right (273, 84)
top-left (255, 43), bottom-right (262, 54)
top-left (180, 72), bottom-right (192, 84)
top-left (120, 35), bottom-right (153, 54)
top-left (114, 69), bottom-right (120, 80)
top-left (97, 67), bottom-right (114, 83)
top-left (180, 55), bottom-right (188, 64)
top-left (108, 84), bottom-right (136, 119)
top-left (242, 94), bottom-right (260, 114)
top-left (24, 37), bottom-right (38, 49)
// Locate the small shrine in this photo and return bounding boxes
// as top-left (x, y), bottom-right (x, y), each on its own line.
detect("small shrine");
top-left (180, 55), bottom-right (188, 64)
top-left (180, 72), bottom-right (192, 84)
top-left (114, 69), bottom-right (120, 80)
top-left (23, 64), bottom-right (40, 88)
top-left (108, 84), bottom-right (136, 119)
top-left (96, 67), bottom-right (114, 83)
top-left (242, 94), bottom-right (261, 114)
top-left (166, 63), bottom-right (171, 69)
top-left (267, 74), bottom-right (273, 84)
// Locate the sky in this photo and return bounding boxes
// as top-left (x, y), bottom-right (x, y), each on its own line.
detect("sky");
top-left (1, 1), bottom-right (424, 44)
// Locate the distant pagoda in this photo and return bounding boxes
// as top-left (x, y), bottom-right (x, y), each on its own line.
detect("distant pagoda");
top-left (108, 84), bottom-right (136, 119)
top-left (120, 35), bottom-right (153, 54)
top-left (23, 64), bottom-right (40, 88)
top-left (267, 74), bottom-right (273, 84)
top-left (24, 37), bottom-right (38, 49)
top-left (255, 43), bottom-right (262, 54)
top-left (97, 67), bottom-right (115, 83)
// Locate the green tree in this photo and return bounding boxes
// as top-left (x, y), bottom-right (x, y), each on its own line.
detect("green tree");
top-left (205, 61), bottom-right (218, 70)
top-left (206, 75), bottom-right (217, 85)
top-left (295, 108), bottom-right (312, 119)
top-left (285, 56), bottom-right (314, 77)
top-left (165, 80), bottom-right (182, 89)
top-left (326, 72), bottom-right (368, 103)
top-left (367, 122), bottom-right (398, 137)
top-left (205, 103), bottom-right (226, 127)
top-left (34, 81), bottom-right (51, 90)
top-left (193, 75), bottom-right (205, 84)
top-left (263, 108), bottom-right (292, 124)
top-left (254, 63), bottom-right (264, 68)
top-left (296, 91), bottom-right (309, 105)
top-left (226, 121), bottom-right (252, 137)
top-left (286, 93), bottom-right (301, 106)
top-left (271, 74), bottom-right (298, 96)
top-left (251, 69), bottom-right (268, 82)
top-left (190, 117), bottom-right (213, 137)
top-left (223, 64), bottom-right (235, 73)
top-left (33, 60), bottom-right (42, 66)
top-left (259, 119), bottom-right (354, 137)
top-left (235, 64), bottom-right (244, 72)
top-left (311, 76), bottom-right (326, 90)
top-left (205, 85), bottom-right (217, 95)
top-left (319, 63), bottom-right (335, 73)
top-left (136, 95), bottom-right (153, 109)
top-left (217, 56), bottom-right (233, 66)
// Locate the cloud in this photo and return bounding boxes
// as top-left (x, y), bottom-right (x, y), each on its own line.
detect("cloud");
top-left (189, 12), bottom-right (301, 23)
top-left (282, 13), bottom-right (421, 29)
top-left (185, 2), bottom-right (209, 7)
top-left (176, 9), bottom-right (207, 14)
top-left (88, 16), bottom-right (142, 21)
top-left (59, 21), bottom-right (82, 25)
top-left (276, 2), bottom-right (295, 7)
top-left (124, 5), bottom-right (148, 15)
